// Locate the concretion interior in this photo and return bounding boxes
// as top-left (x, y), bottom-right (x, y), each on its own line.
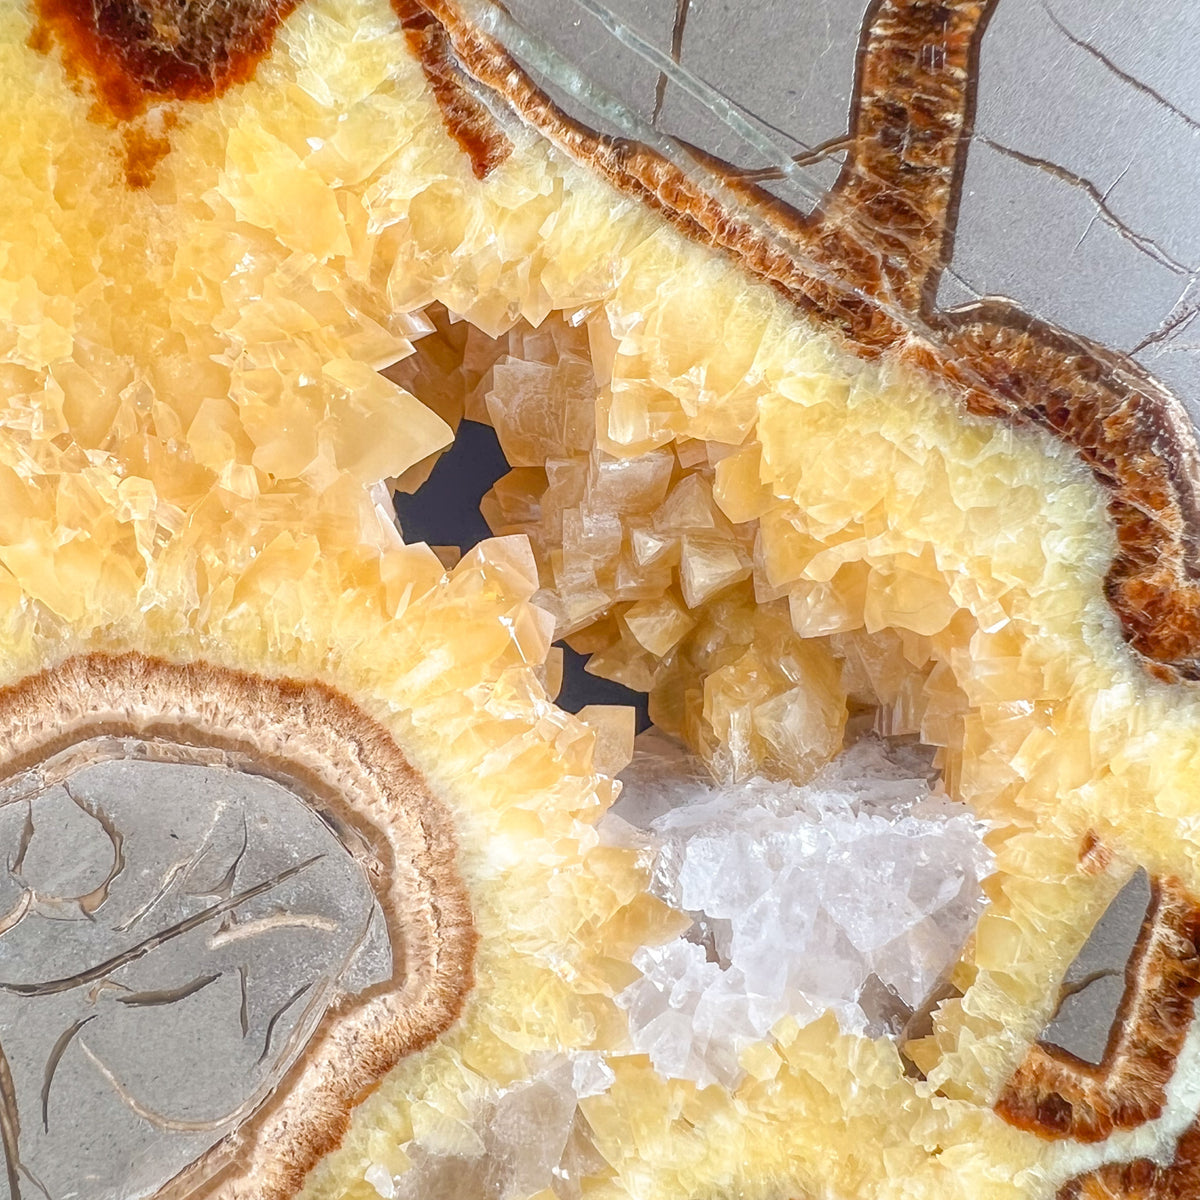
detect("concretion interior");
top-left (8, 0), bottom-right (1200, 1196)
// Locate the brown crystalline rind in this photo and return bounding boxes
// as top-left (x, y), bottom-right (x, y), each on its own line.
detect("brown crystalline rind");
top-left (0, 652), bottom-right (475, 1200)
top-left (996, 877), bottom-right (1200, 1144)
top-left (393, 0), bottom-right (511, 181)
top-left (406, 0), bottom-right (1200, 681)
top-left (1058, 1114), bottom-right (1200, 1198)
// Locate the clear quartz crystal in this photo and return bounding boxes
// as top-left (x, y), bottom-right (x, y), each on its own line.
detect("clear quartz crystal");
top-left (608, 733), bottom-right (993, 1088)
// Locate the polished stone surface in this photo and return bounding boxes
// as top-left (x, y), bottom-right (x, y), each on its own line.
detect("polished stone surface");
top-left (1038, 869), bottom-right (1151, 1066)
top-left (941, 0), bottom-right (1200, 419)
top-left (0, 751), bottom-right (390, 1200)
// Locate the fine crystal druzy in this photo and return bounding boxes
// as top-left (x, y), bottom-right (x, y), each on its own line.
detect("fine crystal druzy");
top-left (4, 1), bottom-right (1200, 1199)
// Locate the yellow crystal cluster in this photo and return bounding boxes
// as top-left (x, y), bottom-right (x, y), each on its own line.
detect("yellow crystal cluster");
top-left (5, 0), bottom-right (1200, 1196)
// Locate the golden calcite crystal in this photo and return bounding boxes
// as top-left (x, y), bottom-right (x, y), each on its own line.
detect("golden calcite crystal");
top-left (5, 1), bottom-right (1200, 1199)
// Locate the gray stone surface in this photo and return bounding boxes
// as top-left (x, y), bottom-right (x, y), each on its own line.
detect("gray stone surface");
top-left (0, 752), bottom-right (390, 1200)
top-left (652, 0), bottom-right (865, 195)
top-left (487, 0), bottom-right (867, 213)
top-left (1038, 868), bottom-right (1150, 1065)
top-left (942, 0), bottom-right (1200, 420)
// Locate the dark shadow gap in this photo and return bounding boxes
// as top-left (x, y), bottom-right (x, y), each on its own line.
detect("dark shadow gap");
top-left (392, 399), bottom-right (649, 730)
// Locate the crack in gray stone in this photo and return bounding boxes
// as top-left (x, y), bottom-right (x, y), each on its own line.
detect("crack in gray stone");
top-left (0, 750), bottom-right (392, 1200)
top-left (1041, 1), bottom-right (1200, 134)
top-left (1037, 868), bottom-right (1151, 1067)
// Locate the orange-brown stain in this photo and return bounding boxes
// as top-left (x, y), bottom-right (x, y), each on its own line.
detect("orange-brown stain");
top-left (31, 0), bottom-right (301, 186)
top-left (1078, 830), bottom-right (1113, 876)
top-left (392, 0), bottom-right (511, 180)
top-left (121, 116), bottom-right (176, 189)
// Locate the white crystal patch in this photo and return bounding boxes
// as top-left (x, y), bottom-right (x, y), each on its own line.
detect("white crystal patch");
top-left (608, 734), bottom-right (993, 1088)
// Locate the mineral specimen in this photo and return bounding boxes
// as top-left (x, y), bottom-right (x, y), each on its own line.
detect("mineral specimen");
top-left (3, 0), bottom-right (1200, 1198)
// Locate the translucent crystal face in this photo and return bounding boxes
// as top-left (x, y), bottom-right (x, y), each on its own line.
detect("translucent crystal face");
top-left (0, 743), bottom-right (390, 1200)
top-left (609, 736), bottom-right (994, 1089)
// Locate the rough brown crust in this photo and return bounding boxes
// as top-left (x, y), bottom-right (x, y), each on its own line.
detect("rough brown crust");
top-left (1058, 1117), bottom-right (1200, 1199)
top-left (995, 878), bottom-right (1200, 1143)
top-left (0, 652), bottom-right (475, 1200)
top-left (393, 0), bottom-right (511, 179)
top-left (411, 0), bottom-right (1200, 680)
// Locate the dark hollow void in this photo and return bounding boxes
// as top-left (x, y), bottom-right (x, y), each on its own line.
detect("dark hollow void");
top-left (393, 418), bottom-right (650, 730)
